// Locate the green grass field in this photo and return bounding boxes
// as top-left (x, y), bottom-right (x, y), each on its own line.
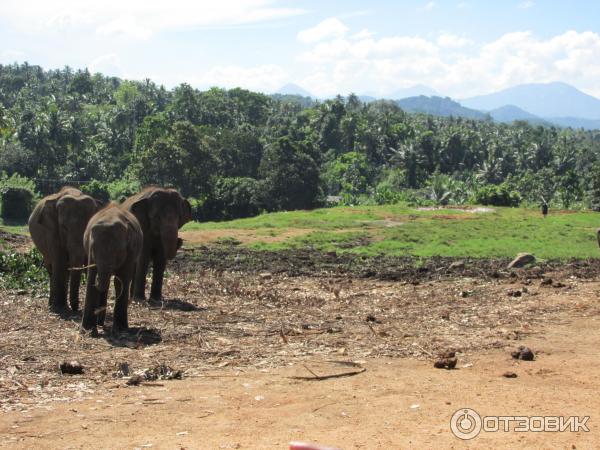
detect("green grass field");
top-left (3, 205), bottom-right (600, 260)
top-left (182, 205), bottom-right (600, 260)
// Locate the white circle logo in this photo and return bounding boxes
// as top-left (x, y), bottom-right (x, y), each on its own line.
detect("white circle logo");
top-left (450, 408), bottom-right (482, 440)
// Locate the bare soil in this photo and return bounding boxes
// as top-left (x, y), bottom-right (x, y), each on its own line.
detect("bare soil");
top-left (1, 236), bottom-right (600, 449)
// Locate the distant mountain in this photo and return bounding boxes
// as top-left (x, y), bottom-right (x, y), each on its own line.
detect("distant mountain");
top-left (270, 93), bottom-right (315, 108)
top-left (486, 104), bottom-right (557, 127)
top-left (546, 117), bottom-right (600, 130)
top-left (358, 95), bottom-right (377, 103)
top-left (390, 84), bottom-right (438, 99)
top-left (488, 104), bottom-right (540, 123)
top-left (276, 83), bottom-right (313, 98)
top-left (397, 96), bottom-right (488, 120)
top-left (462, 82), bottom-right (600, 120)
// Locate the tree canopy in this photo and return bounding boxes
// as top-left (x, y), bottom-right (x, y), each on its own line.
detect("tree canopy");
top-left (2, 62), bottom-right (600, 220)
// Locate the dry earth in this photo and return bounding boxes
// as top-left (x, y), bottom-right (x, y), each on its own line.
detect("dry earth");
top-left (1, 236), bottom-right (600, 449)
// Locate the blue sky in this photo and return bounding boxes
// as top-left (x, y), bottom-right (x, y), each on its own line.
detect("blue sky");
top-left (1, 0), bottom-right (600, 98)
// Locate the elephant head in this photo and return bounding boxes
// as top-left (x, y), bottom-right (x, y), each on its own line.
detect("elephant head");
top-left (127, 188), bottom-right (191, 260)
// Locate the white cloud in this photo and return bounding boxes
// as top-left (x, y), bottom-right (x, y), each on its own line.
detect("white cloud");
top-left (437, 33), bottom-right (473, 48)
top-left (297, 18), bottom-right (349, 44)
top-left (189, 64), bottom-right (288, 93)
top-left (352, 29), bottom-right (375, 40)
top-left (424, 1), bottom-right (436, 11)
top-left (89, 54), bottom-right (125, 77)
top-left (0, 49), bottom-right (26, 62)
top-left (518, 1), bottom-right (535, 9)
top-left (295, 26), bottom-right (600, 99)
top-left (0, 0), bottom-right (306, 39)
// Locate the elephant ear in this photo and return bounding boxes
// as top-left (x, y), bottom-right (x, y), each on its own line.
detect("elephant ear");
top-left (179, 199), bottom-right (192, 228)
top-left (128, 196), bottom-right (150, 229)
top-left (37, 198), bottom-right (59, 231)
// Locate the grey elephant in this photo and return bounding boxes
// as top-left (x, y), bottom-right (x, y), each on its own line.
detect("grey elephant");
top-left (28, 187), bottom-right (101, 313)
top-left (81, 204), bottom-right (143, 334)
top-left (122, 187), bottom-right (191, 302)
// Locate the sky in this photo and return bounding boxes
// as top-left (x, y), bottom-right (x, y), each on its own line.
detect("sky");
top-left (1, 0), bottom-right (600, 99)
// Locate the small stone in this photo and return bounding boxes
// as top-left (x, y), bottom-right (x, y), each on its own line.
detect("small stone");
top-left (508, 253), bottom-right (536, 269)
top-left (540, 277), bottom-right (553, 286)
top-left (59, 361), bottom-right (84, 375)
top-left (449, 261), bottom-right (465, 270)
top-left (503, 371), bottom-right (518, 378)
top-left (126, 374), bottom-right (144, 386)
top-left (511, 346), bottom-right (535, 361)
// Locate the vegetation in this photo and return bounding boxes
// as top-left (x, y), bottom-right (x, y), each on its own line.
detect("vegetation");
top-left (183, 205), bottom-right (600, 259)
top-left (0, 248), bottom-right (47, 292)
top-left (1, 63), bottom-right (600, 223)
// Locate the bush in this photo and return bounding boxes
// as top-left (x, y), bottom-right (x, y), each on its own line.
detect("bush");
top-left (1, 187), bottom-right (34, 221)
top-left (106, 178), bottom-right (141, 202)
top-left (80, 180), bottom-right (110, 203)
top-left (474, 183), bottom-right (521, 207)
top-left (191, 177), bottom-right (263, 221)
top-left (0, 248), bottom-right (48, 292)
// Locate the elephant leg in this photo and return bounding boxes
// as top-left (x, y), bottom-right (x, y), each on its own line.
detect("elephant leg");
top-left (45, 264), bottom-right (52, 306)
top-left (132, 248), bottom-right (151, 302)
top-left (97, 289), bottom-right (108, 328)
top-left (50, 256), bottom-right (68, 314)
top-left (149, 255), bottom-right (166, 301)
top-left (81, 267), bottom-right (99, 332)
top-left (113, 267), bottom-right (133, 333)
top-left (69, 269), bottom-right (81, 313)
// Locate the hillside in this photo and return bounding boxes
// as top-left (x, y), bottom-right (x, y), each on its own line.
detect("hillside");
top-left (462, 82), bottom-right (600, 119)
top-left (275, 83), bottom-right (313, 97)
top-left (397, 96), bottom-right (488, 120)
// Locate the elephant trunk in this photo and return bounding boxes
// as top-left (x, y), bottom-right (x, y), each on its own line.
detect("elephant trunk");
top-left (161, 223), bottom-right (180, 260)
top-left (95, 270), bottom-right (111, 293)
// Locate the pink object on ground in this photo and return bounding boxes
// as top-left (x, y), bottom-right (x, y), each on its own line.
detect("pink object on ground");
top-left (289, 442), bottom-right (342, 450)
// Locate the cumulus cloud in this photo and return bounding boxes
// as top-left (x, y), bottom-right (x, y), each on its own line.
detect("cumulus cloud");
top-left (89, 54), bottom-right (125, 77)
top-left (437, 33), bottom-right (473, 48)
top-left (295, 22), bottom-right (600, 98)
top-left (0, 0), bottom-right (306, 39)
top-left (189, 64), bottom-right (289, 93)
top-left (297, 18), bottom-right (349, 44)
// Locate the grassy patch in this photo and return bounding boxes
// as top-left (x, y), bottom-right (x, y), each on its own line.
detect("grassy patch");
top-left (182, 205), bottom-right (600, 260)
top-left (0, 218), bottom-right (29, 235)
top-left (0, 248), bottom-right (48, 292)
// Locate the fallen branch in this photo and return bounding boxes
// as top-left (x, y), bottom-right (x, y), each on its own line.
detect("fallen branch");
top-left (290, 367), bottom-right (367, 381)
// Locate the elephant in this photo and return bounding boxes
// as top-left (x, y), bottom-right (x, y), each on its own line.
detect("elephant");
top-left (81, 204), bottom-right (143, 334)
top-left (122, 187), bottom-right (191, 302)
top-left (28, 187), bottom-right (102, 313)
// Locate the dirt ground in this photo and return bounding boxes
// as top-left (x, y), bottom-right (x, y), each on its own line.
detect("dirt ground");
top-left (1, 238), bottom-right (600, 449)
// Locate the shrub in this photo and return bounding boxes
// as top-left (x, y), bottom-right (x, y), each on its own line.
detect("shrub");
top-left (1, 187), bottom-right (34, 221)
top-left (106, 178), bottom-right (141, 202)
top-left (80, 180), bottom-right (110, 203)
top-left (474, 183), bottom-right (521, 207)
top-left (0, 248), bottom-right (47, 292)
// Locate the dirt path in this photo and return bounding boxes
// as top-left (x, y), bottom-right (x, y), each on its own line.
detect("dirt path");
top-left (1, 315), bottom-right (599, 449)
